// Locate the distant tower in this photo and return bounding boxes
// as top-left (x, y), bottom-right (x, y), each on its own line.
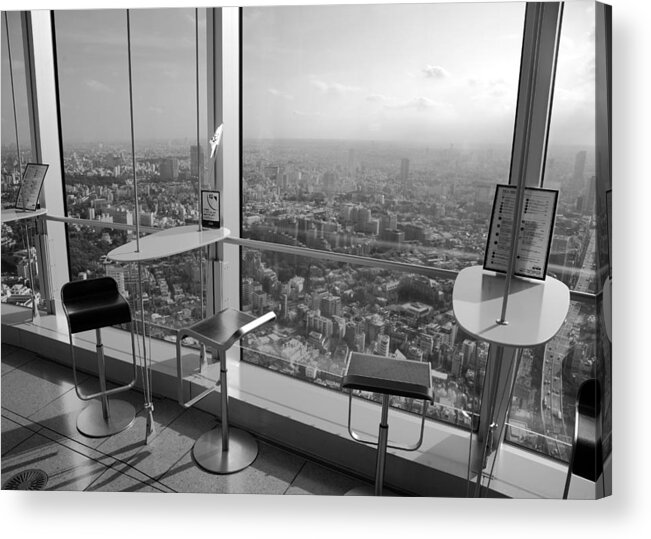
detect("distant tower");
top-left (573, 150), bottom-right (587, 183)
top-left (160, 158), bottom-right (179, 180)
top-left (584, 175), bottom-right (597, 214)
top-left (400, 158), bottom-right (410, 184)
top-left (378, 334), bottom-right (390, 357)
top-left (191, 145), bottom-right (204, 177)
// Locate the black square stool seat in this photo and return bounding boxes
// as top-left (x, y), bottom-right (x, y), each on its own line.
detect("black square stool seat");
top-left (178, 309), bottom-right (260, 352)
top-left (342, 352), bottom-right (433, 496)
top-left (342, 353), bottom-right (433, 401)
top-left (176, 308), bottom-right (276, 474)
top-left (61, 277), bottom-right (138, 438)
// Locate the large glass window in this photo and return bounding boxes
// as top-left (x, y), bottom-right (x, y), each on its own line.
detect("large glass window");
top-left (54, 8), bottom-right (211, 336)
top-left (504, 0), bottom-right (608, 462)
top-left (1, 11), bottom-right (40, 309)
top-left (241, 3), bottom-right (525, 427)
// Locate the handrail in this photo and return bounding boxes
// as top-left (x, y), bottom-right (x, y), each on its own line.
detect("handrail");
top-left (45, 214), bottom-right (597, 303)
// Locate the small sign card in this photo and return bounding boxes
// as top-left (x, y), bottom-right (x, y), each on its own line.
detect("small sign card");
top-left (484, 185), bottom-right (558, 280)
top-left (15, 163), bottom-right (49, 211)
top-left (201, 189), bottom-right (221, 229)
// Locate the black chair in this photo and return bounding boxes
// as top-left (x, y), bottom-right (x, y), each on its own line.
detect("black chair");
top-left (176, 308), bottom-right (276, 474)
top-left (342, 352), bottom-right (433, 495)
top-left (61, 277), bottom-right (138, 437)
top-left (563, 378), bottom-right (604, 499)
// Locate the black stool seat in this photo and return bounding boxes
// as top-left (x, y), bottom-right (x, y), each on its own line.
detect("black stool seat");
top-left (342, 352), bottom-right (433, 496)
top-left (60, 276), bottom-right (138, 438)
top-left (342, 353), bottom-right (433, 402)
top-left (178, 309), bottom-right (259, 351)
top-left (62, 277), bottom-right (131, 333)
top-left (176, 308), bottom-right (276, 474)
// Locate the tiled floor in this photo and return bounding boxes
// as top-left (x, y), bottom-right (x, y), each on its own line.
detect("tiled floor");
top-left (1, 342), bottom-right (370, 494)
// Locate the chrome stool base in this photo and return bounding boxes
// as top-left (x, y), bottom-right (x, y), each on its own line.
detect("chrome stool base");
top-left (77, 399), bottom-right (136, 438)
top-left (192, 427), bottom-right (259, 474)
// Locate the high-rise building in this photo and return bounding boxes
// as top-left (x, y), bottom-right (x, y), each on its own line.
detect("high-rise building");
top-left (191, 145), bottom-right (204, 177)
top-left (584, 175), bottom-right (597, 214)
top-left (378, 334), bottom-right (390, 357)
top-left (400, 158), bottom-right (409, 183)
top-left (160, 158), bottom-right (179, 180)
top-left (573, 150), bottom-right (587, 183)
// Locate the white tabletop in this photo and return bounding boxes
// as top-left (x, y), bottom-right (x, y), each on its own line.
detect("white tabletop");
top-left (602, 276), bottom-right (611, 342)
top-left (107, 225), bottom-right (230, 262)
top-left (1, 208), bottom-right (47, 223)
top-left (452, 265), bottom-right (570, 348)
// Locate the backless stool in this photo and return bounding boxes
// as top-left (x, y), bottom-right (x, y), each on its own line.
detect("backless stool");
top-left (563, 378), bottom-right (604, 499)
top-left (342, 352), bottom-right (433, 495)
top-left (61, 277), bottom-right (138, 438)
top-left (176, 308), bottom-right (276, 474)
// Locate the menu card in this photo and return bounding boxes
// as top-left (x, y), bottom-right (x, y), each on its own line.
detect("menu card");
top-left (15, 163), bottom-right (49, 211)
top-left (201, 190), bottom-right (221, 229)
top-left (484, 185), bottom-right (558, 280)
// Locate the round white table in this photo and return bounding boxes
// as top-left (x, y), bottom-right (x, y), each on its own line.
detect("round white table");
top-left (107, 225), bottom-right (230, 262)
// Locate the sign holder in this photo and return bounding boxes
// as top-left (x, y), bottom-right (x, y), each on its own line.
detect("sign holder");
top-left (15, 163), bottom-right (48, 211)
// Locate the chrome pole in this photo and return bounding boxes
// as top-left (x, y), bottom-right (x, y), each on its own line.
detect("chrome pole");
top-left (219, 349), bottom-right (229, 451)
top-left (374, 394), bottom-right (390, 496)
top-left (95, 328), bottom-right (110, 421)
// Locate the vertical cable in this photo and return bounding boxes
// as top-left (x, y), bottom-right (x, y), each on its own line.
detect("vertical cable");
top-left (126, 9), bottom-right (154, 442)
top-left (195, 8), bottom-right (205, 318)
top-left (4, 13), bottom-right (23, 177)
top-left (126, 10), bottom-right (141, 253)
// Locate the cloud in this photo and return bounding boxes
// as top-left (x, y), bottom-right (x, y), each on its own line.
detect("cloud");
top-left (396, 97), bottom-right (429, 110)
top-left (268, 88), bottom-right (294, 100)
top-left (366, 93), bottom-right (390, 103)
top-left (310, 78), bottom-right (361, 96)
top-left (422, 65), bottom-right (450, 80)
top-left (148, 106), bottom-right (164, 114)
top-left (385, 96), bottom-right (444, 111)
top-left (84, 79), bottom-right (113, 93)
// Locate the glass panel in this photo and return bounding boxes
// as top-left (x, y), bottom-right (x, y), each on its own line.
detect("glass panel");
top-left (505, 1), bottom-right (607, 461)
top-left (242, 2), bottom-right (525, 269)
top-left (506, 299), bottom-right (598, 461)
top-left (239, 246), bottom-right (482, 428)
top-left (1, 11), bottom-right (40, 310)
top-left (54, 8), bottom-right (210, 336)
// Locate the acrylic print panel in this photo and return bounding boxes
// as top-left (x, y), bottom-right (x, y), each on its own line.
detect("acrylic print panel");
top-left (1, 0), bottom-right (609, 503)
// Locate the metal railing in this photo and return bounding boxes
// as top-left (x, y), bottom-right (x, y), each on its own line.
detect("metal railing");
top-left (45, 214), bottom-right (598, 305)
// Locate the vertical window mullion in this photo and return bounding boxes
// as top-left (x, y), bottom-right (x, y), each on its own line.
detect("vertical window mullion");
top-left (473, 1), bottom-right (564, 490)
top-left (25, 10), bottom-right (70, 312)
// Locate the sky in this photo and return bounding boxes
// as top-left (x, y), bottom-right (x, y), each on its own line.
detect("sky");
top-left (243, 1), bottom-right (596, 146)
top-left (53, 8), bottom-right (205, 145)
top-left (2, 1), bottom-right (596, 147)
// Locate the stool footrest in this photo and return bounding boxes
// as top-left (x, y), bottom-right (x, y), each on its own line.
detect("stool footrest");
top-left (180, 384), bottom-right (220, 409)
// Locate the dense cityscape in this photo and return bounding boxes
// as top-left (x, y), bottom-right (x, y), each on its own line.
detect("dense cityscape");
top-left (1, 138), bottom-right (604, 461)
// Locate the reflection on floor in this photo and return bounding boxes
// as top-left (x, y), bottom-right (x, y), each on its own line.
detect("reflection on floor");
top-left (1, 343), bottom-right (370, 494)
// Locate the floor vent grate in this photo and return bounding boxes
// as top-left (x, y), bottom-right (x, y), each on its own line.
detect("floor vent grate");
top-left (3, 469), bottom-right (49, 491)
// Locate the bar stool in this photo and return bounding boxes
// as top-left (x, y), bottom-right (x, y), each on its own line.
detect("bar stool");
top-left (563, 378), bottom-right (603, 498)
top-left (342, 352), bottom-right (433, 496)
top-left (176, 308), bottom-right (276, 474)
top-left (61, 277), bottom-right (138, 438)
